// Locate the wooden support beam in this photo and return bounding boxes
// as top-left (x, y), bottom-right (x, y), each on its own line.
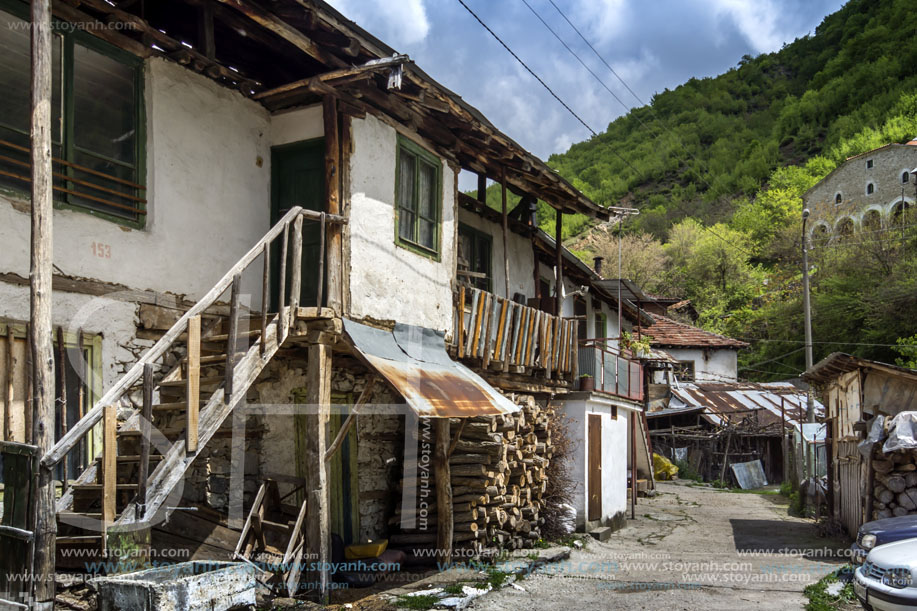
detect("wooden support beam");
top-left (31, 0), bottom-right (57, 604)
top-left (277, 224), bottom-right (289, 341)
top-left (501, 168), bottom-right (510, 299)
top-left (198, 1), bottom-right (216, 60)
top-left (305, 342), bottom-right (332, 600)
top-left (290, 215), bottom-right (303, 312)
top-left (224, 275), bottom-right (241, 400)
top-left (216, 0), bottom-right (348, 69)
top-left (137, 364), bottom-right (153, 520)
top-left (477, 173), bottom-right (487, 205)
top-left (324, 376), bottom-right (376, 462)
top-left (186, 316), bottom-right (201, 453)
top-left (434, 418), bottom-right (453, 565)
top-left (5, 327), bottom-right (14, 442)
top-left (457, 286), bottom-right (465, 359)
top-left (323, 95), bottom-right (343, 315)
top-left (55, 327), bottom-right (68, 491)
top-left (253, 55), bottom-right (409, 101)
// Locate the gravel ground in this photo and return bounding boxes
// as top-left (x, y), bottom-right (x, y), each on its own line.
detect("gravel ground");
top-left (468, 481), bottom-right (851, 610)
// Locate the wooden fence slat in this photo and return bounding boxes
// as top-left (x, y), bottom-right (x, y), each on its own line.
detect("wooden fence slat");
top-left (225, 274), bottom-right (242, 400)
top-left (465, 290), bottom-right (479, 356)
top-left (277, 223), bottom-right (289, 340)
top-left (260, 243), bottom-right (269, 356)
top-left (137, 364), bottom-right (153, 519)
top-left (290, 215), bottom-right (304, 312)
top-left (471, 289), bottom-right (486, 357)
top-left (482, 294), bottom-right (495, 368)
top-left (493, 297), bottom-right (508, 364)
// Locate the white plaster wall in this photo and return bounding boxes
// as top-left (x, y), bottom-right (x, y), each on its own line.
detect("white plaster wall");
top-left (665, 347), bottom-right (738, 382)
top-left (346, 114), bottom-right (456, 333)
top-left (561, 395), bottom-right (632, 527)
top-left (456, 208), bottom-right (534, 299)
top-left (271, 104), bottom-right (324, 147)
top-left (0, 57), bottom-right (272, 307)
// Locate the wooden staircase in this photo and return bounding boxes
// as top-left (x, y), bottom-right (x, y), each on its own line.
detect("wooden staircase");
top-left (41, 207), bottom-right (346, 570)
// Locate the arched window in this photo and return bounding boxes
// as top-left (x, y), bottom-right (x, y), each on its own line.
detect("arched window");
top-left (835, 193), bottom-right (842, 204)
top-left (863, 209), bottom-right (881, 231)
top-left (837, 218), bottom-right (855, 236)
top-left (867, 183), bottom-right (875, 195)
top-left (903, 171), bottom-right (910, 184)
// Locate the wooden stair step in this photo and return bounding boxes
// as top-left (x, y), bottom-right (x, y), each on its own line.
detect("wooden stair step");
top-left (158, 375), bottom-right (224, 388)
top-left (153, 401), bottom-right (208, 412)
top-left (58, 511), bottom-right (102, 520)
top-left (181, 353), bottom-right (231, 365)
top-left (71, 483), bottom-right (139, 491)
top-left (117, 454), bottom-right (164, 462)
top-left (204, 329), bottom-right (262, 343)
top-left (118, 428), bottom-right (185, 438)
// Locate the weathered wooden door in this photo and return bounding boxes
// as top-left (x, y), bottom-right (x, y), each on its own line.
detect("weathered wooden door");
top-left (587, 414), bottom-right (602, 521)
top-left (270, 139), bottom-right (325, 310)
top-left (0, 441), bottom-right (38, 607)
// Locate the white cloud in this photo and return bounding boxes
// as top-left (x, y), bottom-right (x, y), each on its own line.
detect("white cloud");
top-left (570, 0), bottom-right (628, 46)
top-left (709, 0), bottom-right (784, 54)
top-left (326, 0), bottom-right (430, 46)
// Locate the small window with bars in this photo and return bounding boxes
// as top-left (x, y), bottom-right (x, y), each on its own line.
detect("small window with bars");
top-left (396, 136), bottom-right (441, 257)
top-left (0, 5), bottom-right (145, 227)
top-left (674, 360), bottom-right (695, 382)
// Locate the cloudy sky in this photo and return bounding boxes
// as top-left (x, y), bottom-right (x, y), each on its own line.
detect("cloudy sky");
top-left (326, 0), bottom-right (844, 186)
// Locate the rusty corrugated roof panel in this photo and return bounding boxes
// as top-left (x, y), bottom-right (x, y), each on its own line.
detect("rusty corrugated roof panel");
top-left (343, 318), bottom-right (519, 418)
top-left (667, 382), bottom-right (821, 433)
top-left (802, 352), bottom-right (917, 387)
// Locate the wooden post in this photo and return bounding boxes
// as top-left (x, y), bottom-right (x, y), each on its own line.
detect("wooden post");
top-left (5, 327), bottom-right (14, 442)
top-left (554, 210), bottom-right (563, 316)
top-left (277, 223), bottom-right (289, 339)
top-left (56, 327), bottom-right (68, 490)
top-left (137, 364), bottom-right (153, 520)
top-left (30, 0), bottom-right (57, 605)
top-left (305, 342), bottom-right (331, 601)
top-left (630, 411), bottom-right (637, 519)
top-left (76, 329), bottom-right (85, 468)
top-left (477, 173), bottom-right (487, 205)
top-left (102, 404), bottom-right (117, 549)
top-left (501, 168), bottom-right (510, 299)
top-left (290, 215), bottom-right (304, 313)
top-left (323, 95), bottom-right (343, 315)
top-left (225, 274), bottom-right (241, 400)
top-left (186, 315), bottom-right (201, 453)
top-left (434, 418), bottom-right (453, 565)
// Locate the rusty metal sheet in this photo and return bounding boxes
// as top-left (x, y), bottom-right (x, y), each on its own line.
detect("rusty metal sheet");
top-left (343, 319), bottom-right (519, 418)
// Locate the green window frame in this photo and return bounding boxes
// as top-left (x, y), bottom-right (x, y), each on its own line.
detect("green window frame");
top-left (0, 0), bottom-right (146, 228)
top-left (395, 136), bottom-right (442, 258)
top-left (458, 223), bottom-right (492, 291)
top-left (594, 312), bottom-right (607, 343)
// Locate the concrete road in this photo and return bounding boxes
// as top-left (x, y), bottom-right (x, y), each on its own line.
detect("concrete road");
top-left (469, 481), bottom-right (851, 610)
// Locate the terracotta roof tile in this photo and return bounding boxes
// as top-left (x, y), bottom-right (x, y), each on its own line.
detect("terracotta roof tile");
top-left (645, 314), bottom-right (748, 349)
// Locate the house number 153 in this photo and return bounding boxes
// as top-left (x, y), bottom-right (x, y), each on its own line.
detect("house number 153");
top-left (91, 242), bottom-right (112, 259)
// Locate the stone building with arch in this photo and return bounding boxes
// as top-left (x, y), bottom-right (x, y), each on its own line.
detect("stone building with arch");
top-left (804, 139), bottom-right (917, 241)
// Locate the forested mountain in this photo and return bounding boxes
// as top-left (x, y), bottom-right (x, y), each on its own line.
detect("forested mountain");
top-left (542, 0), bottom-right (917, 379)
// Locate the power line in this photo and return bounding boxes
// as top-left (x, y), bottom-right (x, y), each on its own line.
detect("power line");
top-left (454, 0), bottom-right (643, 179)
top-left (738, 347), bottom-right (805, 371)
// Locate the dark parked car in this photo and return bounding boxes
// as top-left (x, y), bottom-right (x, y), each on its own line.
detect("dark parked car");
top-left (852, 515), bottom-right (917, 564)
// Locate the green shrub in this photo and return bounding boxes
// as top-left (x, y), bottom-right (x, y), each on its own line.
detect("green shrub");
top-left (673, 458), bottom-right (702, 482)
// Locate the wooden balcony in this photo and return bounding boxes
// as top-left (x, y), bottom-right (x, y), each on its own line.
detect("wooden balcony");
top-left (453, 286), bottom-right (578, 379)
top-left (578, 339), bottom-right (644, 402)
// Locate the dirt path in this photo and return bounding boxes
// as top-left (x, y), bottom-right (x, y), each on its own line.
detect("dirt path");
top-left (469, 482), bottom-right (851, 610)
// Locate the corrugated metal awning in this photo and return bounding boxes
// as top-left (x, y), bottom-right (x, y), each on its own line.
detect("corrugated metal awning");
top-left (343, 318), bottom-right (519, 418)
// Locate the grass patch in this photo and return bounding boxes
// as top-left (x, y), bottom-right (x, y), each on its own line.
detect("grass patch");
top-left (442, 583), bottom-right (465, 595)
top-left (395, 594), bottom-right (440, 610)
top-left (533, 538), bottom-right (551, 549)
top-left (803, 569), bottom-right (855, 610)
top-left (673, 458), bottom-right (702, 482)
top-left (558, 534), bottom-right (585, 548)
top-left (526, 552), bottom-right (540, 561)
top-left (486, 568), bottom-right (509, 588)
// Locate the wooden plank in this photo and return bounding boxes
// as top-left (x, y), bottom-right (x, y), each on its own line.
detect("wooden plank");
top-left (225, 275), bottom-right (242, 400)
top-left (282, 497), bottom-right (309, 595)
top-left (325, 377), bottom-right (375, 462)
top-left (234, 481), bottom-right (266, 558)
top-left (137, 364), bottom-right (153, 519)
top-left (514, 307), bottom-right (529, 365)
top-left (554, 319), bottom-right (565, 376)
top-left (465, 290), bottom-right (479, 357)
top-left (471, 290), bottom-right (486, 358)
top-left (524, 310), bottom-right (538, 367)
top-left (493, 297), bottom-right (508, 365)
top-left (555, 211), bottom-right (563, 316)
top-left (102, 404), bottom-right (117, 548)
top-left (457, 286), bottom-right (465, 359)
top-left (186, 315), bottom-right (201, 454)
top-left (501, 168), bottom-right (510, 299)
top-left (482, 294), bottom-right (495, 369)
top-left (4, 328), bottom-right (14, 442)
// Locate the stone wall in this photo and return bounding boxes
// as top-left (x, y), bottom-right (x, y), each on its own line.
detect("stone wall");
top-left (805, 143), bottom-right (917, 237)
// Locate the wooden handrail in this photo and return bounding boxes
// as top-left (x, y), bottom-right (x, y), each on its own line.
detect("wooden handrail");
top-left (41, 206), bottom-right (347, 467)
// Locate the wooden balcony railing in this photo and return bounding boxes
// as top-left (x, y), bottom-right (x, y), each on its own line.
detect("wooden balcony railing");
top-left (578, 339), bottom-right (644, 402)
top-left (454, 287), bottom-right (577, 379)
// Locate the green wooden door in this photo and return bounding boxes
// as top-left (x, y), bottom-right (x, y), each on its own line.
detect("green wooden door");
top-left (270, 139), bottom-right (325, 310)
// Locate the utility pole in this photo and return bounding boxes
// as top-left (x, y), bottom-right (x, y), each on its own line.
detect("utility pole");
top-left (802, 209), bottom-right (814, 424)
top-left (30, 0), bottom-right (57, 608)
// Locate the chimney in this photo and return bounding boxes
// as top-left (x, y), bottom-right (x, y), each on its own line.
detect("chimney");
top-left (593, 256), bottom-right (604, 276)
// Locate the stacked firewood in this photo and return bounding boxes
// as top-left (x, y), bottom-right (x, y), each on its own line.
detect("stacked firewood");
top-left (389, 395), bottom-right (554, 562)
top-left (872, 449), bottom-right (917, 520)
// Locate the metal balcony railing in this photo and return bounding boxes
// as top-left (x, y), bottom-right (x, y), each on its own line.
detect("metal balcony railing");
top-left (578, 339), bottom-right (644, 402)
